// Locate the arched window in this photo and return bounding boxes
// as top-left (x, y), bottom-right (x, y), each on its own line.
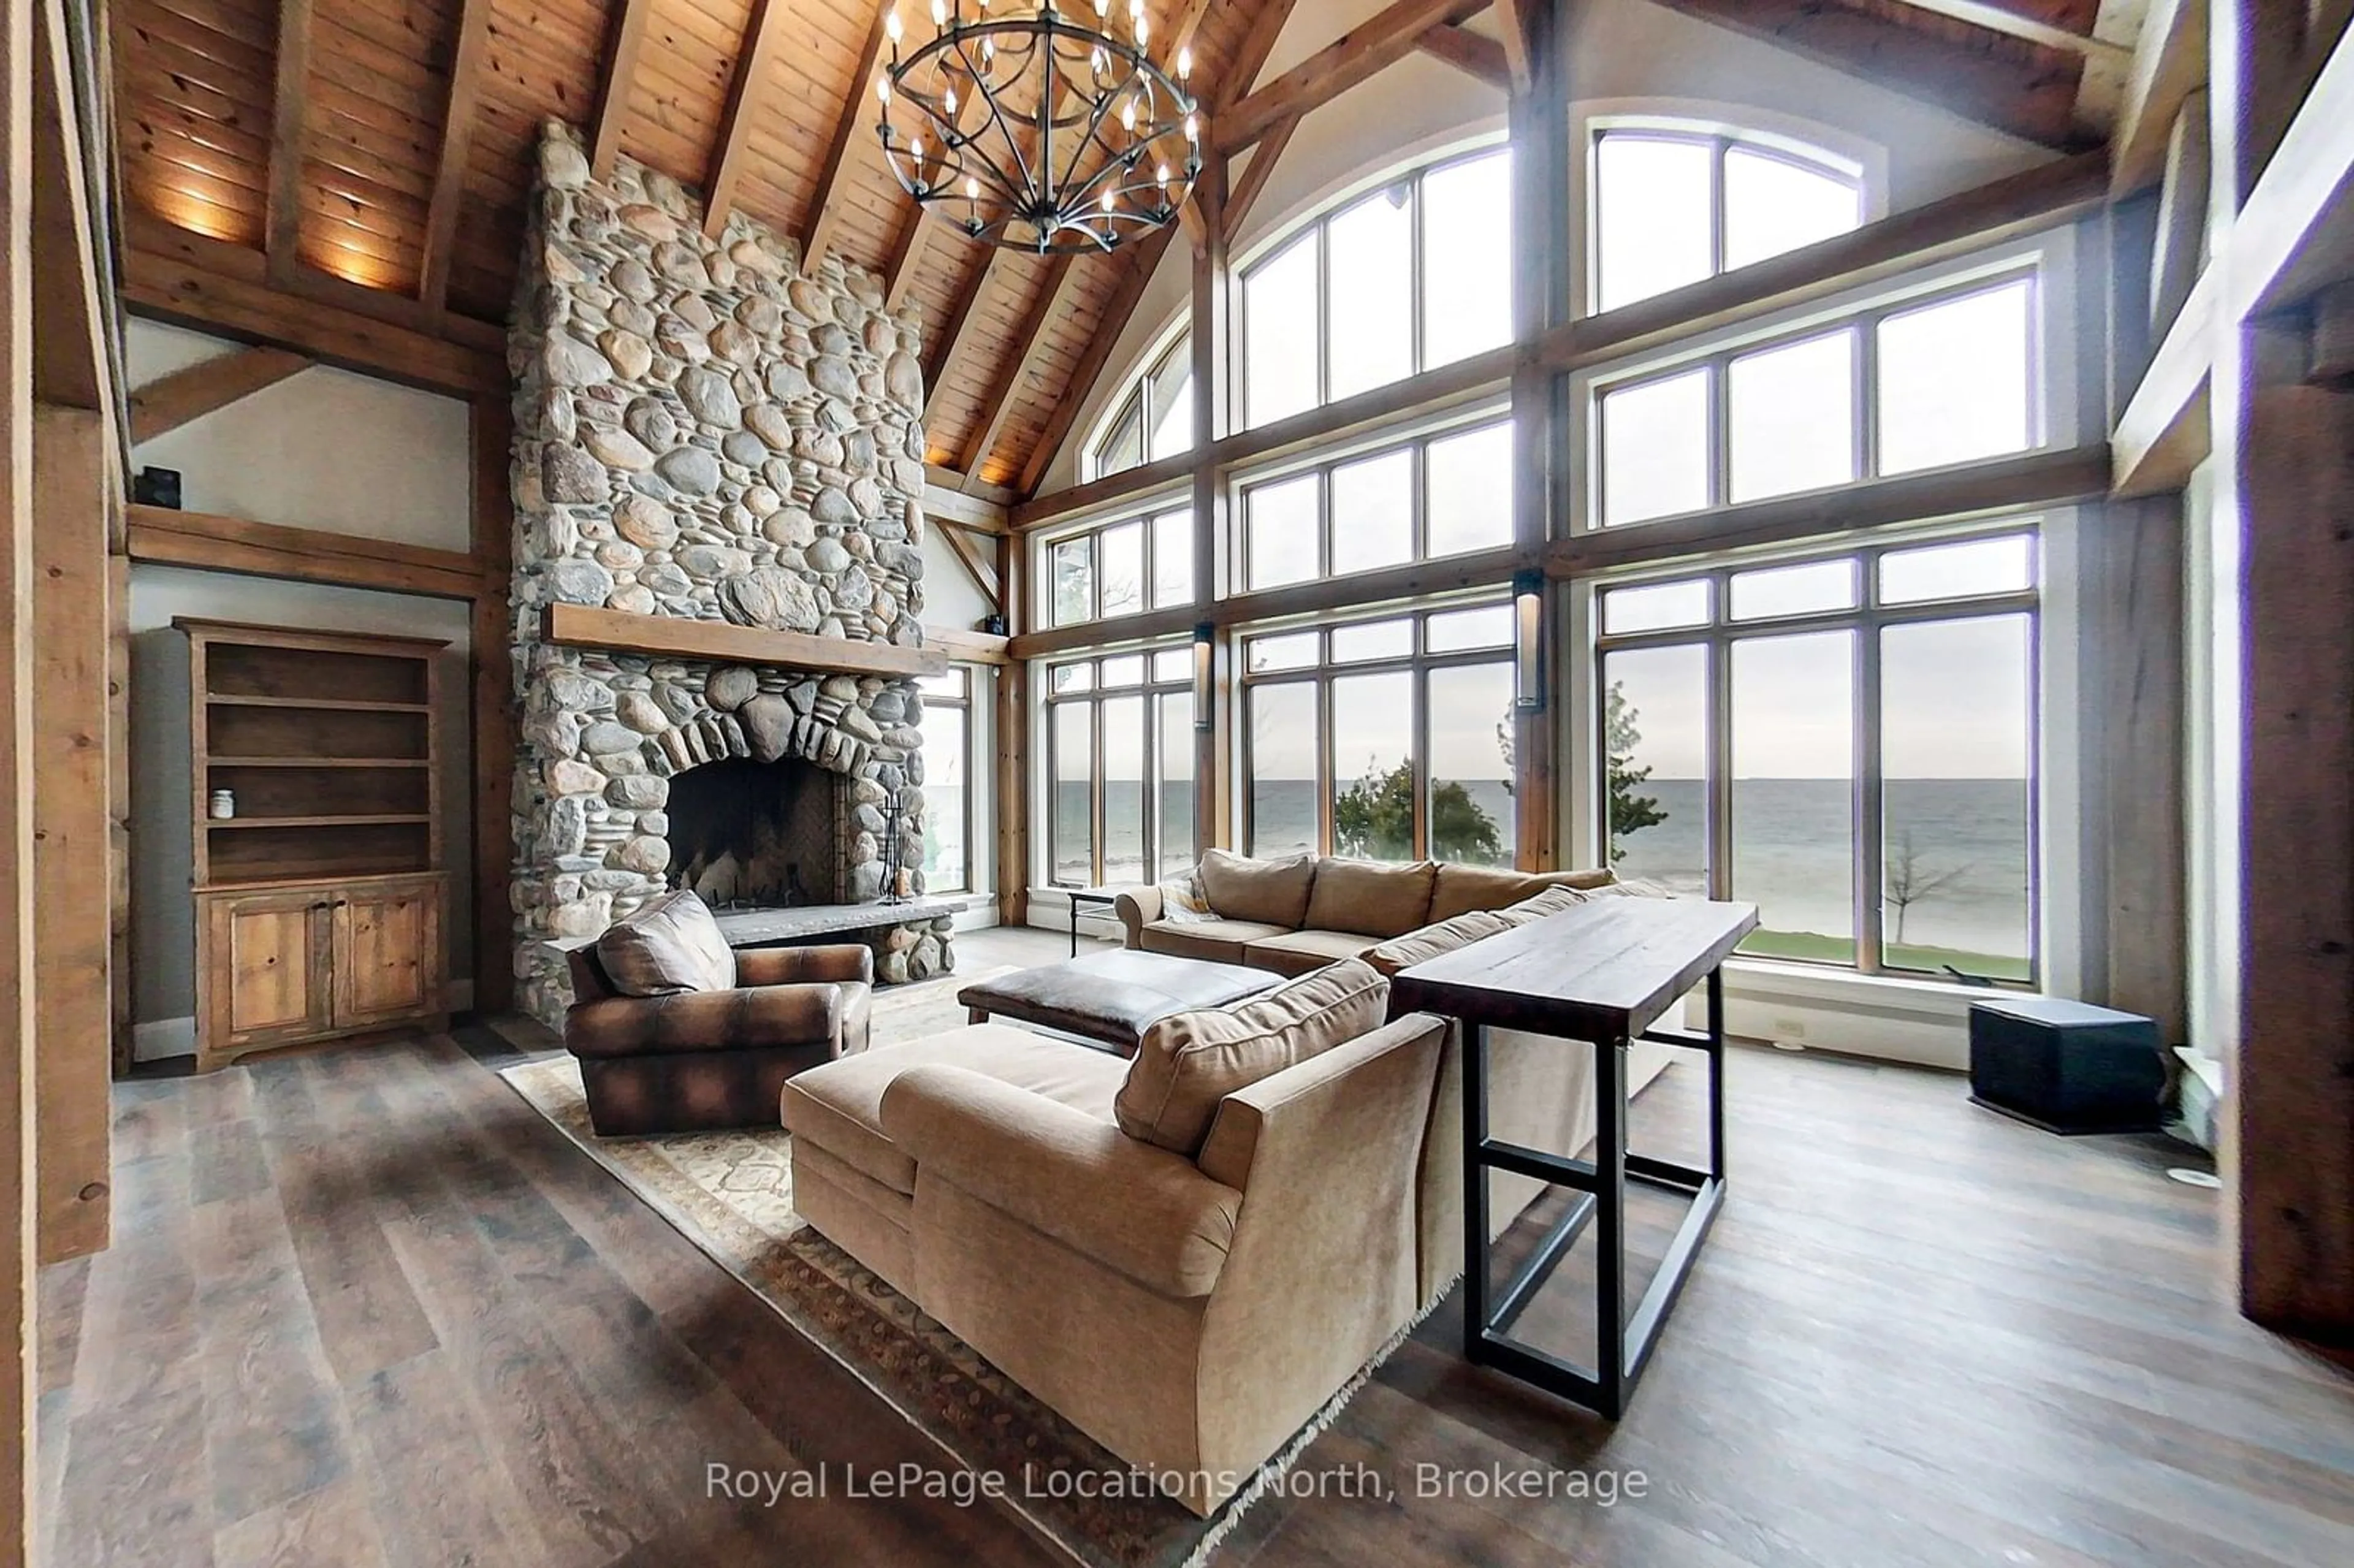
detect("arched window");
top-left (1238, 143), bottom-right (1514, 428)
top-left (1591, 125), bottom-right (1864, 313)
top-left (1086, 329), bottom-right (1193, 480)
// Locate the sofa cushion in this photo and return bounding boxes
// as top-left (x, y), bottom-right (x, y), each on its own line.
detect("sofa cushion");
top-left (1242, 929), bottom-right (1383, 978)
top-left (1304, 858), bottom-right (1436, 939)
top-left (1362, 908), bottom-right (1517, 978)
top-left (1197, 848), bottom-right (1319, 928)
top-left (784, 1023), bottom-right (1127, 1195)
top-left (1501, 884), bottom-right (1593, 923)
top-left (1426, 863), bottom-right (1615, 924)
top-left (1140, 917), bottom-right (1292, 966)
top-left (1116, 958), bottom-right (1390, 1155)
top-left (593, 889), bottom-right (736, 997)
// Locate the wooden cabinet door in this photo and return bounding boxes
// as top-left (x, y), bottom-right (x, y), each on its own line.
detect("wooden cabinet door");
top-left (200, 889), bottom-right (334, 1062)
top-left (332, 880), bottom-right (444, 1030)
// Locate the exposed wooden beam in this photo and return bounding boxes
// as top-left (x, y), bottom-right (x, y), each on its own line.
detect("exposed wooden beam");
top-left (799, 1), bottom-right (896, 265)
top-left (264, 0), bottom-right (317, 281)
top-left (418, 0), bottom-right (492, 314)
top-left (1490, 0), bottom-right (1534, 91)
top-left (125, 504), bottom-right (486, 598)
top-left (935, 518), bottom-right (1005, 610)
top-left (703, 0), bottom-right (794, 240)
top-left (128, 346), bottom-right (311, 444)
top-left (1647, 0), bottom-right (2090, 151)
top-left (2113, 261), bottom-right (2216, 496)
top-left (123, 250), bottom-right (502, 397)
top-left (1417, 23), bottom-right (1514, 91)
top-left (924, 250), bottom-right (1006, 419)
top-left (1225, 116), bottom-right (1298, 238)
top-left (2316, 280), bottom-right (2354, 383)
top-left (1216, 0), bottom-right (1488, 154)
top-left (1887, 0), bottom-right (2130, 59)
top-left (958, 256), bottom-right (1084, 483)
top-left (1016, 149), bottom-right (2107, 530)
top-left (882, 207), bottom-right (935, 312)
top-left (1224, 0), bottom-right (1306, 108)
top-left (2111, 0), bottom-right (2207, 196)
top-left (590, 0), bottom-right (655, 181)
top-left (923, 625), bottom-right (1010, 664)
top-left (545, 603), bottom-right (949, 677)
top-left (29, 0), bottom-right (112, 415)
top-left (1015, 227), bottom-right (1179, 496)
top-left (921, 478), bottom-right (1010, 532)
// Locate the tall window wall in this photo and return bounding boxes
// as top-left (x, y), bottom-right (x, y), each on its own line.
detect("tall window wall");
top-left (1045, 647), bottom-right (1197, 887)
top-left (1594, 530), bottom-right (2039, 982)
top-left (1240, 145), bottom-right (1514, 427)
top-left (1240, 411), bottom-right (1514, 590)
top-left (1046, 504), bottom-right (1195, 627)
top-left (1589, 123), bottom-right (1865, 312)
top-left (1087, 330), bottom-right (1194, 480)
top-left (917, 669), bottom-right (972, 895)
top-left (1242, 603), bottom-right (1518, 867)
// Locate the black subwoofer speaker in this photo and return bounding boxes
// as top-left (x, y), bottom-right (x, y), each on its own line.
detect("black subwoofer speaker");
top-left (1968, 996), bottom-right (2164, 1134)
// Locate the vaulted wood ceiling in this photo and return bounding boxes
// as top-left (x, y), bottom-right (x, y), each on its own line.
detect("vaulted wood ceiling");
top-left (111, 0), bottom-right (2127, 495)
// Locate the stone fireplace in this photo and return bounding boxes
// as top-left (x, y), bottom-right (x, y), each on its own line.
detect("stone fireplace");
top-left (505, 121), bottom-right (954, 1025)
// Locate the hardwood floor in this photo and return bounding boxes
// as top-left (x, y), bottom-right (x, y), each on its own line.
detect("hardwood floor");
top-left (42, 926), bottom-right (2354, 1567)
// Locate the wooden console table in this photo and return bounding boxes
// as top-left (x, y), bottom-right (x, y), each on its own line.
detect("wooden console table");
top-left (1392, 896), bottom-right (1758, 1419)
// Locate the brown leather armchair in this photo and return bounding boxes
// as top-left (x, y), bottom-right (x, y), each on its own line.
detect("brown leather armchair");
top-left (565, 943), bottom-right (875, 1135)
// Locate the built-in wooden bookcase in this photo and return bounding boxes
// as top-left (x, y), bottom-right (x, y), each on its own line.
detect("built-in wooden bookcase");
top-left (180, 619), bottom-right (452, 1071)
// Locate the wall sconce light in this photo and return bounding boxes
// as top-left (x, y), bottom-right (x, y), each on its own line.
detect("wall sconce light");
top-left (1513, 570), bottom-right (1545, 712)
top-left (1192, 621), bottom-right (1215, 730)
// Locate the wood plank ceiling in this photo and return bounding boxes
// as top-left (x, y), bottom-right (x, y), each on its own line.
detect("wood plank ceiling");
top-left (110, 0), bottom-right (2116, 494)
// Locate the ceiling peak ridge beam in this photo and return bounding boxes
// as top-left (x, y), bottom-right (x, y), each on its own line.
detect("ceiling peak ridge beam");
top-left (1214, 0), bottom-right (1491, 154)
top-left (798, 2), bottom-right (897, 265)
top-left (264, 0), bottom-right (318, 284)
top-left (419, 0), bottom-right (493, 314)
top-left (703, 0), bottom-right (796, 241)
top-left (590, 0), bottom-right (656, 181)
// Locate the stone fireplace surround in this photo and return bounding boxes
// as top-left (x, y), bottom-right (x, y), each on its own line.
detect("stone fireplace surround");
top-left (507, 121), bottom-right (953, 1026)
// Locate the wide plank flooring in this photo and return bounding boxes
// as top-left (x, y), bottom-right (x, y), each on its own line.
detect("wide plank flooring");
top-left (42, 927), bottom-right (2354, 1567)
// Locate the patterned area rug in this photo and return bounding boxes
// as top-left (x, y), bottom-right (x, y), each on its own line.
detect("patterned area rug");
top-left (499, 967), bottom-right (1396, 1568)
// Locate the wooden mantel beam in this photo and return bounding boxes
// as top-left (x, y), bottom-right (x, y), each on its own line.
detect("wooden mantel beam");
top-left (419, 0), bottom-right (492, 313)
top-left (264, 0), bottom-right (318, 282)
top-left (544, 603), bottom-right (950, 678)
top-left (590, 0), bottom-right (655, 181)
top-left (704, 0), bottom-right (795, 238)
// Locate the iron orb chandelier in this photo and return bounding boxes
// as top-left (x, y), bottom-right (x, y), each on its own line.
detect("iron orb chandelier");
top-left (877, 0), bottom-right (1203, 256)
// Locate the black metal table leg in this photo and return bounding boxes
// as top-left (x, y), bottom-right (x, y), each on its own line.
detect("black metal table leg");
top-left (1461, 1020), bottom-right (1492, 1368)
top-left (1068, 897), bottom-right (1079, 957)
top-left (1594, 1033), bottom-right (1628, 1418)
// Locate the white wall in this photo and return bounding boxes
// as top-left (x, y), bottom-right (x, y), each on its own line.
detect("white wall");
top-left (129, 320), bottom-right (472, 551)
top-left (2182, 457), bottom-right (2236, 1062)
top-left (124, 319), bottom-right (480, 1059)
top-left (1035, 0), bottom-right (2054, 496)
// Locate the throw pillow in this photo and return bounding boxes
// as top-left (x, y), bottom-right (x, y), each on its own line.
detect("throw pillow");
top-left (1116, 958), bottom-right (1391, 1155)
top-left (1500, 884), bottom-right (1593, 923)
top-left (1426, 862), bottom-right (1617, 923)
top-left (1363, 908), bottom-right (1517, 978)
top-left (593, 889), bottom-right (737, 997)
top-left (1157, 873), bottom-right (1216, 924)
top-left (1197, 847), bottom-right (1319, 928)
top-left (1304, 858), bottom-right (1438, 938)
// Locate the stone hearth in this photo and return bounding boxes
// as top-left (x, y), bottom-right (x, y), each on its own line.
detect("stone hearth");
top-left (505, 121), bottom-right (952, 1024)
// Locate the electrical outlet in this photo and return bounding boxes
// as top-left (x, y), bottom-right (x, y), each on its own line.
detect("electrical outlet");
top-left (1772, 1016), bottom-right (1808, 1040)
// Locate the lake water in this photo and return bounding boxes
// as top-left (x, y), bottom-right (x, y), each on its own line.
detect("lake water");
top-left (1051, 775), bottom-right (2028, 965)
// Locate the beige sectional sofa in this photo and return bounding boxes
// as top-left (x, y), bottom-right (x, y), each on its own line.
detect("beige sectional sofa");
top-left (1115, 848), bottom-right (1617, 975)
top-left (785, 961), bottom-right (1448, 1517)
top-left (783, 866), bottom-right (1685, 1515)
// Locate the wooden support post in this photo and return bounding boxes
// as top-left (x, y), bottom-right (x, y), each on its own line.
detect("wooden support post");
top-left (2235, 314), bottom-right (2354, 1334)
top-left (1190, 152), bottom-right (1232, 856)
top-left (264, 0), bottom-right (316, 283)
top-left (29, 406), bottom-right (110, 1263)
top-left (2, 0), bottom-right (39, 1551)
top-left (471, 398), bottom-right (514, 1014)
top-left (1509, 0), bottom-right (1567, 872)
top-left (994, 519), bottom-right (1029, 924)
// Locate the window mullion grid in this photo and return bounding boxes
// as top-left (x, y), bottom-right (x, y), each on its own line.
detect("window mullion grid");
top-left (1316, 671), bottom-right (1335, 857)
top-left (1317, 225), bottom-right (1333, 411)
top-left (1411, 666), bottom-right (1431, 861)
top-left (1706, 595), bottom-right (1732, 905)
top-left (1089, 691), bottom-right (1107, 888)
top-left (1410, 169), bottom-right (1427, 379)
top-left (1710, 135), bottom-right (1730, 277)
top-left (1856, 620), bottom-right (1886, 975)
top-left (1708, 355), bottom-right (1732, 510)
top-left (1857, 308), bottom-right (1883, 481)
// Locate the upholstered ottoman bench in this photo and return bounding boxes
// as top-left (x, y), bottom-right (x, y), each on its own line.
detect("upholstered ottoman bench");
top-left (956, 948), bottom-right (1282, 1056)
